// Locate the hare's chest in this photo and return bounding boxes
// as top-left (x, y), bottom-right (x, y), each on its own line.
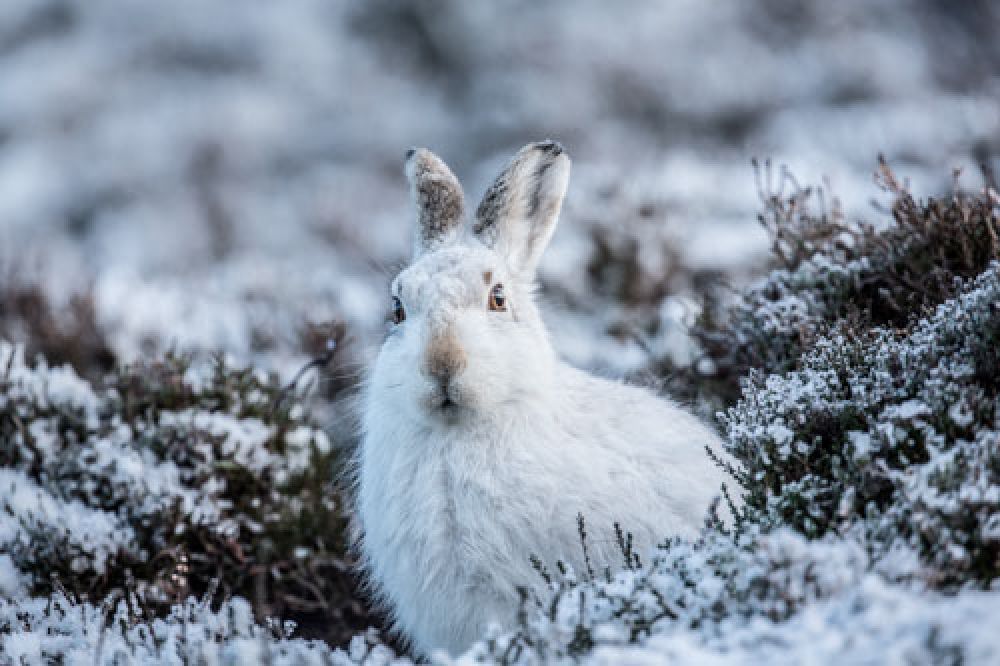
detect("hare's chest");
top-left (360, 429), bottom-right (548, 584)
top-left (385, 442), bottom-right (512, 550)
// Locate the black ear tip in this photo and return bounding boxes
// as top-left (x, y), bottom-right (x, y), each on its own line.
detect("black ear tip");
top-left (537, 139), bottom-right (564, 156)
top-left (405, 147), bottom-right (417, 161)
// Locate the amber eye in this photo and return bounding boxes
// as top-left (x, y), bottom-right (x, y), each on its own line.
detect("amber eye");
top-left (488, 284), bottom-right (507, 312)
top-left (392, 296), bottom-right (406, 324)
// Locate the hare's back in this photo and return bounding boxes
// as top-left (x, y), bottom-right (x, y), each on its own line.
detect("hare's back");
top-left (555, 367), bottom-right (732, 531)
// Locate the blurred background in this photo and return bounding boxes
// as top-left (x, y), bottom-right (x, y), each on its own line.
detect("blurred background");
top-left (0, 0), bottom-right (997, 381)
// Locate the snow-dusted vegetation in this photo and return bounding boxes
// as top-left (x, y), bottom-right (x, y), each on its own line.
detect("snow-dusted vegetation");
top-left (467, 171), bottom-right (1000, 664)
top-left (1, 0), bottom-right (998, 663)
top-left (0, 345), bottom-right (372, 652)
top-left (4, 177), bottom-right (998, 663)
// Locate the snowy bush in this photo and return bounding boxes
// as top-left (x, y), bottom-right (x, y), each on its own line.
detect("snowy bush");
top-left (5, 169), bottom-right (1000, 664)
top-left (0, 343), bottom-right (372, 648)
top-left (471, 528), bottom-right (1000, 665)
top-left (460, 173), bottom-right (1000, 663)
top-left (692, 160), bottom-right (1000, 408)
top-left (0, 592), bottom-right (404, 665)
top-left (709, 167), bottom-right (1000, 586)
top-left (4, 163), bottom-right (999, 664)
top-left (724, 264), bottom-right (1000, 583)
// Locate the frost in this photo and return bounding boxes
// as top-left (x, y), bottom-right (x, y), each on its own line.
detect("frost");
top-left (724, 264), bottom-right (1000, 581)
top-left (467, 529), bottom-right (1000, 665)
top-left (0, 555), bottom-right (26, 598)
top-left (0, 594), bottom-right (392, 666)
top-left (0, 469), bottom-right (132, 575)
top-left (0, 1), bottom-right (997, 661)
top-left (0, 342), bottom-right (361, 649)
top-left (845, 431), bottom-right (873, 459)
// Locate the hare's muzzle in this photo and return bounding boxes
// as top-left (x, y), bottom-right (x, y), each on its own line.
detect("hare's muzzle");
top-left (422, 329), bottom-right (467, 403)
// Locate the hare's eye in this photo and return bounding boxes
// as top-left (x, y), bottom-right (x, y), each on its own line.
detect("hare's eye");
top-left (392, 296), bottom-right (406, 324)
top-left (488, 284), bottom-right (507, 312)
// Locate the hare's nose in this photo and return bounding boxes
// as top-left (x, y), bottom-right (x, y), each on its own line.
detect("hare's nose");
top-left (423, 331), bottom-right (467, 384)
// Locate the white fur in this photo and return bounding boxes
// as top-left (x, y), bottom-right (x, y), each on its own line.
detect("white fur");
top-left (357, 143), bottom-right (735, 657)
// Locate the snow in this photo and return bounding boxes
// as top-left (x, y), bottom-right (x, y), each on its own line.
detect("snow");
top-left (0, 594), bottom-right (346, 665)
top-left (1, 0), bottom-right (995, 377)
top-left (456, 529), bottom-right (1000, 665)
top-left (0, 345), bottom-right (100, 418)
top-left (7, 528), bottom-right (999, 664)
top-left (0, 555), bottom-right (26, 598)
top-left (1, 1), bottom-right (999, 662)
top-left (0, 468), bottom-right (132, 576)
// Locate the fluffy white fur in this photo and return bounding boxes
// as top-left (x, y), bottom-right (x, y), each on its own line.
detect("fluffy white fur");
top-left (357, 141), bottom-right (735, 658)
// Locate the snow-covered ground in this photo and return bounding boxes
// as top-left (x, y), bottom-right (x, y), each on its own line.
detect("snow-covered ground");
top-left (2, 2), bottom-right (999, 664)
top-left (1, 0), bottom-right (997, 374)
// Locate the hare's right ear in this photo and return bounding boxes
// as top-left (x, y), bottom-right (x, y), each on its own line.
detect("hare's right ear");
top-left (473, 140), bottom-right (570, 276)
top-left (406, 147), bottom-right (466, 258)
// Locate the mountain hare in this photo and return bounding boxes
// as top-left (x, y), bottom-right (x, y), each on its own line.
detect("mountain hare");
top-left (358, 141), bottom-right (735, 657)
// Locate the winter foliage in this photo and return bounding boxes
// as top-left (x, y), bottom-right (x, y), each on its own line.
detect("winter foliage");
top-left (0, 346), bottom-right (371, 652)
top-left (5, 172), bottom-right (998, 664)
top-left (467, 184), bottom-right (1000, 663)
top-left (1, 0), bottom-right (999, 663)
top-left (725, 265), bottom-right (1000, 583)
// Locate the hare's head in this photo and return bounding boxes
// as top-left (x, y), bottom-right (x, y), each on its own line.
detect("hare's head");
top-left (370, 141), bottom-right (571, 425)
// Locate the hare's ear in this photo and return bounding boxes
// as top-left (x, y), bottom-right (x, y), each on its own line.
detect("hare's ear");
top-left (473, 140), bottom-right (570, 276)
top-left (406, 147), bottom-right (466, 257)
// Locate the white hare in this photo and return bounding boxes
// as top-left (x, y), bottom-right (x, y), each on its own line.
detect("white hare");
top-left (357, 141), bottom-right (735, 658)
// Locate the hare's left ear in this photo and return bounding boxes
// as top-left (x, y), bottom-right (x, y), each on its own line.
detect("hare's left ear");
top-left (473, 140), bottom-right (570, 276)
top-left (406, 148), bottom-right (466, 258)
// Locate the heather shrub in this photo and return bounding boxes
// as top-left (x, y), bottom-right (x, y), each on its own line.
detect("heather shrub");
top-left (0, 593), bottom-right (388, 664)
top-left (692, 159), bottom-right (1000, 407)
top-left (0, 279), bottom-right (115, 381)
top-left (469, 166), bottom-right (1000, 663)
top-left (4, 162), bottom-right (999, 664)
top-left (698, 163), bottom-right (1000, 586)
top-left (723, 264), bottom-right (1000, 585)
top-left (472, 522), bottom-right (1000, 664)
top-left (0, 344), bottom-right (373, 648)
